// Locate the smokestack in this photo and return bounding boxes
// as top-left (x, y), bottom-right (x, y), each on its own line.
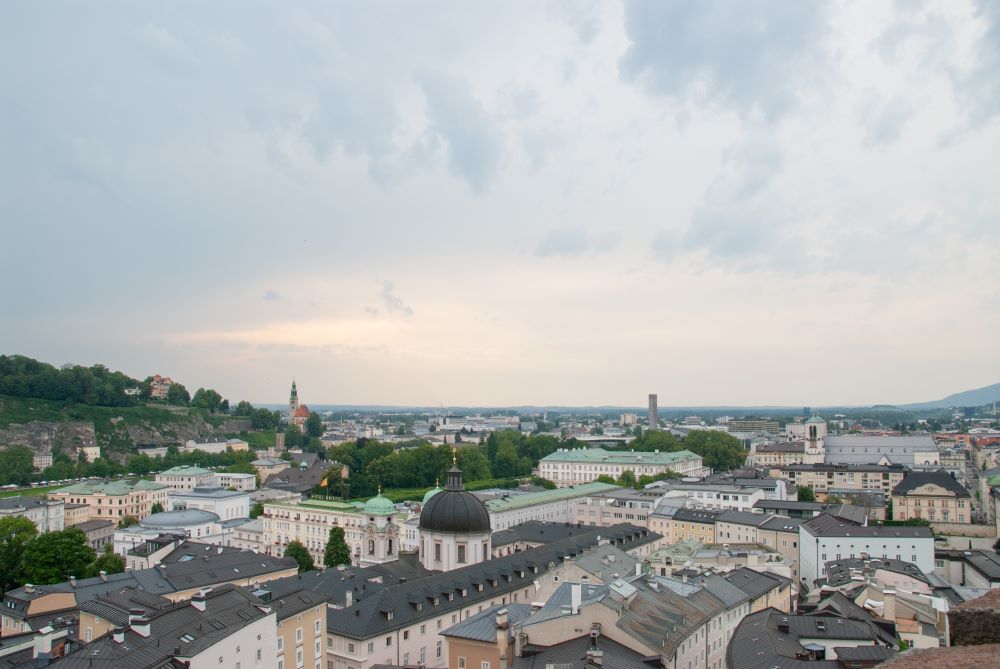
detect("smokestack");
top-left (648, 394), bottom-right (658, 430)
top-left (112, 628), bottom-right (126, 644)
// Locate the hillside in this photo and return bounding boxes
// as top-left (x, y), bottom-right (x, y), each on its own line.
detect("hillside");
top-left (0, 395), bottom-right (251, 459)
top-left (901, 382), bottom-right (1000, 410)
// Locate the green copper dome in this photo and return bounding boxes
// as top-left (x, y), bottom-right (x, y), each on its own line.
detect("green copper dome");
top-left (422, 484), bottom-right (444, 504)
top-left (363, 491), bottom-right (395, 516)
top-left (805, 415), bottom-right (825, 424)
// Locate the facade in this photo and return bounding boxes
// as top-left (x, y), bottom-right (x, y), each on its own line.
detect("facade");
top-left (798, 513), bottom-right (934, 591)
top-left (154, 465), bottom-right (215, 491)
top-left (167, 485), bottom-right (252, 521)
top-left (253, 457), bottom-right (291, 481)
top-left (777, 463), bottom-right (908, 500)
top-left (485, 481), bottom-right (619, 530)
top-left (0, 495), bottom-right (64, 532)
top-left (538, 447), bottom-right (707, 487)
top-left (654, 482), bottom-right (767, 512)
top-left (181, 437), bottom-right (250, 454)
top-left (648, 393), bottom-right (658, 428)
top-left (573, 488), bottom-right (663, 529)
top-left (443, 604), bottom-right (532, 669)
top-left (729, 419), bottom-right (780, 433)
top-left (48, 479), bottom-right (169, 522)
top-left (648, 507), bottom-right (719, 545)
top-left (213, 471), bottom-right (258, 491)
top-left (749, 441), bottom-right (807, 468)
top-left (63, 502), bottom-right (90, 526)
top-left (32, 452), bottom-right (53, 471)
top-left (74, 518), bottom-right (116, 549)
top-left (273, 589), bottom-right (327, 669)
top-left (891, 469), bottom-right (971, 524)
top-left (262, 494), bottom-right (405, 567)
top-left (148, 374), bottom-right (174, 399)
top-left (231, 518), bottom-right (266, 552)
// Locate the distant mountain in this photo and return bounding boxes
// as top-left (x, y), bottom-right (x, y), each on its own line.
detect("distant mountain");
top-left (901, 382), bottom-right (1000, 410)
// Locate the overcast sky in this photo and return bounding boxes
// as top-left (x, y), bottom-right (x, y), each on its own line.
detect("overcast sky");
top-left (2, 1), bottom-right (998, 407)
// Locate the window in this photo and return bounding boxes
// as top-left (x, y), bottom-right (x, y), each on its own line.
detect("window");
top-left (296, 648), bottom-right (303, 667)
top-left (315, 620), bottom-right (321, 635)
top-left (367, 642), bottom-right (374, 653)
top-left (277, 660), bottom-right (284, 669)
top-left (420, 624), bottom-right (426, 635)
top-left (296, 628), bottom-right (303, 643)
top-left (278, 637), bottom-right (284, 652)
top-left (482, 662), bottom-right (491, 669)
top-left (434, 543), bottom-right (442, 562)
top-left (256, 650), bottom-right (262, 663)
top-left (386, 636), bottom-right (392, 647)
top-left (347, 643), bottom-right (355, 654)
top-left (457, 544), bottom-right (467, 563)
top-left (436, 641), bottom-right (442, 658)
top-left (403, 631), bottom-right (409, 640)
top-left (459, 658), bottom-right (466, 668)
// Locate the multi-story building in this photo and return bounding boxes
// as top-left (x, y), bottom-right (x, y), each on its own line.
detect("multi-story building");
top-left (272, 588), bottom-right (327, 669)
top-left (485, 481), bottom-right (620, 530)
top-left (798, 513), bottom-right (934, 591)
top-left (167, 485), bottom-right (251, 521)
top-left (323, 524), bottom-right (656, 669)
top-left (648, 506), bottom-right (719, 544)
top-left (728, 419), bottom-right (780, 433)
top-left (154, 465), bottom-right (216, 491)
top-left (48, 479), bottom-right (169, 522)
top-left (56, 585), bottom-right (278, 669)
top-left (231, 518), bottom-right (266, 552)
top-left (181, 437), bottom-right (250, 454)
top-left (572, 487), bottom-right (663, 529)
top-left (443, 604), bottom-right (532, 669)
top-left (0, 496), bottom-right (64, 533)
top-left (63, 502), bottom-right (91, 526)
top-left (32, 453), bottom-right (53, 471)
top-left (263, 492), bottom-right (404, 567)
top-left (253, 457), bottom-right (291, 481)
top-left (776, 463), bottom-right (908, 500)
top-left (748, 441), bottom-right (808, 468)
top-left (655, 482), bottom-right (767, 512)
top-left (891, 469), bottom-right (971, 524)
top-left (214, 471), bottom-right (257, 491)
top-left (538, 447), bottom-right (707, 487)
top-left (148, 374), bottom-right (174, 399)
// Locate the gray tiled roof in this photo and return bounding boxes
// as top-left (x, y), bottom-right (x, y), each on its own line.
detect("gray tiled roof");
top-left (442, 603), bottom-right (532, 642)
top-left (892, 469), bottom-right (970, 497)
top-left (722, 567), bottom-right (789, 601)
top-left (511, 632), bottom-right (658, 668)
top-left (801, 513), bottom-right (933, 539)
top-left (326, 523), bottom-right (657, 640)
top-left (491, 521), bottom-right (595, 547)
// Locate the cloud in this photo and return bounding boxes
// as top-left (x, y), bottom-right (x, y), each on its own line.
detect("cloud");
top-left (262, 289), bottom-right (284, 302)
top-left (419, 73), bottom-right (503, 193)
top-left (954, 0), bottom-right (1000, 128)
top-left (859, 95), bottom-right (912, 146)
top-left (380, 281), bottom-right (413, 316)
top-left (364, 306), bottom-right (379, 317)
top-left (619, 0), bottom-right (830, 120)
top-left (535, 227), bottom-right (620, 258)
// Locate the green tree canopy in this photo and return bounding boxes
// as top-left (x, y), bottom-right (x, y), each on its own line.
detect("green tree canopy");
top-left (22, 528), bottom-right (96, 585)
top-left (191, 388), bottom-right (225, 412)
top-left (150, 502), bottom-right (164, 514)
top-left (284, 541), bottom-right (314, 573)
top-left (680, 431), bottom-right (748, 471)
top-left (0, 446), bottom-right (35, 486)
top-left (165, 382), bottom-right (190, 405)
top-left (306, 412), bottom-right (324, 438)
top-left (797, 485), bottom-right (816, 502)
top-left (0, 516), bottom-right (38, 592)
top-left (118, 515), bottom-right (139, 528)
top-left (90, 543), bottom-right (124, 577)
top-left (323, 527), bottom-right (351, 568)
top-left (250, 501), bottom-right (264, 519)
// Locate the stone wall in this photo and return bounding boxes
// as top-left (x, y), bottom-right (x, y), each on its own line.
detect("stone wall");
top-left (949, 589), bottom-right (1000, 646)
top-left (932, 522), bottom-right (997, 538)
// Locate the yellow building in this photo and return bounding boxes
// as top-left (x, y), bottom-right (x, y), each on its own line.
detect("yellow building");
top-left (48, 479), bottom-right (169, 523)
top-left (891, 470), bottom-right (972, 524)
top-left (272, 589), bottom-right (327, 669)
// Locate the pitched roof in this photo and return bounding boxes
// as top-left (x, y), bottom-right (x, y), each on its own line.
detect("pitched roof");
top-left (539, 447), bottom-right (701, 465)
top-left (722, 567), bottom-right (789, 601)
top-left (511, 632), bottom-right (658, 668)
top-left (892, 469), bottom-right (970, 497)
top-left (442, 603), bottom-right (532, 642)
top-left (801, 513), bottom-right (933, 539)
top-left (491, 521), bottom-right (596, 548)
top-left (484, 482), bottom-right (621, 512)
top-left (326, 523), bottom-right (658, 640)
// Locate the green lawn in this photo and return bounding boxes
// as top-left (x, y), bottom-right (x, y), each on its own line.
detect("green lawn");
top-left (0, 483), bottom-right (67, 498)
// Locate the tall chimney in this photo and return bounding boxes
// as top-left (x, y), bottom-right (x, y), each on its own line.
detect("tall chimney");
top-left (32, 625), bottom-right (55, 659)
top-left (648, 394), bottom-right (658, 431)
top-left (191, 593), bottom-right (207, 612)
top-left (495, 608), bottom-right (509, 669)
top-left (131, 617), bottom-right (151, 638)
top-left (345, 589), bottom-right (353, 608)
top-left (571, 583), bottom-right (582, 615)
top-left (112, 628), bottom-right (126, 644)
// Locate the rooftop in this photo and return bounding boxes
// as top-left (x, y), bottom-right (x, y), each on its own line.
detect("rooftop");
top-left (539, 447), bottom-right (702, 465)
top-left (801, 513), bottom-right (933, 539)
top-left (484, 482), bottom-right (621, 512)
top-left (822, 557), bottom-right (930, 588)
top-left (442, 603), bottom-right (533, 642)
top-left (157, 465), bottom-right (213, 476)
top-left (51, 479), bottom-right (169, 496)
top-left (491, 521), bottom-right (596, 547)
top-left (892, 469), bottom-right (970, 497)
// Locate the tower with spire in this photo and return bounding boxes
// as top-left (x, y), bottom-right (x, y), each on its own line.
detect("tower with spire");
top-left (289, 379), bottom-right (299, 417)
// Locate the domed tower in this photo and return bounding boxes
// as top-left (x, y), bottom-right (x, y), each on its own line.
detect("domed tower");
top-left (804, 414), bottom-right (828, 464)
top-left (419, 450), bottom-right (491, 572)
top-left (359, 488), bottom-right (400, 566)
top-left (422, 479), bottom-right (443, 505)
top-left (289, 379), bottom-right (299, 416)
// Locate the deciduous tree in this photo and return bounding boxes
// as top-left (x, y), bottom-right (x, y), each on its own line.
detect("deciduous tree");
top-left (324, 527), bottom-right (351, 568)
top-left (0, 516), bottom-right (37, 592)
top-left (284, 541), bottom-right (314, 573)
top-left (22, 528), bottom-right (96, 585)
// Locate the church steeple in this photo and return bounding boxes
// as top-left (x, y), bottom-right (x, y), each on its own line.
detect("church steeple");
top-left (289, 379), bottom-right (299, 416)
top-left (445, 447), bottom-right (465, 491)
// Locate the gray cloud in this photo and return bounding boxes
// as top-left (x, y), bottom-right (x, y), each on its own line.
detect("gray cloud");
top-left (955, 0), bottom-right (1000, 128)
top-left (535, 227), bottom-right (619, 258)
top-left (263, 290), bottom-right (284, 302)
top-left (619, 0), bottom-right (830, 120)
top-left (859, 95), bottom-right (912, 147)
top-left (380, 281), bottom-right (413, 316)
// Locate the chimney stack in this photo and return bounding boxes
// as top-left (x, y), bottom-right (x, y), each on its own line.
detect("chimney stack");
top-left (129, 608), bottom-right (146, 625)
top-left (68, 576), bottom-right (76, 588)
top-left (112, 628), bottom-right (126, 644)
top-left (571, 583), bottom-right (582, 615)
top-left (99, 570), bottom-right (108, 582)
top-left (191, 593), bottom-right (207, 613)
top-left (586, 623), bottom-right (603, 668)
top-left (32, 625), bottom-right (55, 660)
top-left (495, 608), bottom-right (510, 669)
top-left (345, 589), bottom-right (353, 608)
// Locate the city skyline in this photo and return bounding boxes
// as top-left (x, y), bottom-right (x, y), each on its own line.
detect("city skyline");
top-left (2, 1), bottom-right (998, 407)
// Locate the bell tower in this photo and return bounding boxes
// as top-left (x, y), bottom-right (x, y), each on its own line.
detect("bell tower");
top-left (289, 379), bottom-right (299, 416)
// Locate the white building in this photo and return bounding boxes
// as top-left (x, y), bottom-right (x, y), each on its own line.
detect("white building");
top-left (181, 438), bottom-right (250, 454)
top-left (155, 466), bottom-right (216, 492)
top-left (419, 464), bottom-right (492, 572)
top-left (798, 513), bottom-right (934, 591)
top-left (485, 481), bottom-right (621, 531)
top-left (538, 447), bottom-right (707, 487)
top-left (168, 485), bottom-right (251, 521)
top-left (32, 453), bottom-right (52, 471)
top-left (213, 471), bottom-right (257, 491)
top-left (0, 496), bottom-right (64, 533)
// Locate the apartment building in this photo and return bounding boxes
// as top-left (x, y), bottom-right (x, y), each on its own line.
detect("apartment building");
top-left (0, 496), bottom-right (64, 533)
top-left (648, 507), bottom-right (719, 544)
top-left (48, 479), bottom-right (169, 522)
top-left (891, 469), bottom-right (971, 524)
top-left (214, 471), bottom-right (258, 491)
top-left (181, 437), bottom-right (250, 454)
top-left (538, 447), bottom-right (707, 487)
top-left (572, 487), bottom-right (663, 529)
top-left (167, 485), bottom-right (251, 521)
top-left (777, 463), bottom-right (907, 500)
top-left (272, 589), bottom-right (327, 669)
top-left (824, 435), bottom-right (939, 467)
top-left (728, 419), bottom-right (780, 433)
top-left (798, 514), bottom-right (934, 591)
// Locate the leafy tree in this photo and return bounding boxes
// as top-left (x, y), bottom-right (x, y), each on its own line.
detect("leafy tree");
top-left (530, 476), bottom-right (557, 489)
top-left (233, 400), bottom-right (255, 416)
top-left (457, 446), bottom-right (492, 481)
top-left (119, 515), bottom-right (139, 528)
top-left (680, 431), bottom-right (748, 471)
top-left (151, 502), bottom-right (164, 514)
top-left (306, 412), bottom-right (324, 438)
top-left (0, 355), bottom-right (140, 407)
top-left (165, 382), bottom-right (190, 405)
top-left (284, 424), bottom-right (304, 449)
top-left (323, 527), bottom-right (351, 568)
top-left (284, 540), bottom-right (314, 573)
top-left (797, 485), bottom-right (816, 502)
top-left (250, 502), bottom-right (264, 519)
top-left (617, 469), bottom-right (637, 488)
top-left (595, 474), bottom-right (617, 485)
top-left (493, 441), bottom-right (519, 478)
top-left (90, 543), bottom-right (124, 576)
top-left (0, 516), bottom-right (37, 592)
top-left (191, 388), bottom-right (224, 412)
top-left (0, 446), bottom-right (35, 486)
top-left (250, 408), bottom-right (281, 430)
top-left (22, 528), bottom-right (96, 585)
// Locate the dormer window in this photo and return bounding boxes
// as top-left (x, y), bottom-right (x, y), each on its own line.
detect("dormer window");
top-left (433, 597), bottom-right (440, 606)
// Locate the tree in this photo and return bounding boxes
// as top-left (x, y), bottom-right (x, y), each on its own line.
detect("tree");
top-left (680, 431), bottom-right (748, 471)
top-left (165, 382), bottom-right (190, 405)
top-left (284, 541), bottom-right (314, 573)
top-left (90, 543), bottom-right (124, 576)
top-left (306, 412), bottom-right (324, 438)
top-left (150, 502), bottom-right (164, 514)
top-left (284, 424), bottom-right (303, 449)
top-left (191, 388), bottom-right (224, 412)
top-left (324, 527), bottom-right (351, 568)
top-left (119, 515), bottom-right (139, 528)
top-left (797, 485), bottom-right (816, 502)
top-left (617, 469), bottom-right (637, 488)
top-left (233, 400), bottom-right (255, 416)
top-left (0, 516), bottom-right (37, 592)
top-left (493, 441), bottom-right (519, 478)
top-left (595, 474), bottom-right (617, 485)
top-left (22, 528), bottom-right (96, 585)
top-left (0, 446), bottom-right (35, 486)
top-left (530, 476), bottom-right (557, 490)
top-left (250, 501), bottom-right (264, 519)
